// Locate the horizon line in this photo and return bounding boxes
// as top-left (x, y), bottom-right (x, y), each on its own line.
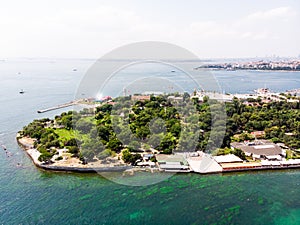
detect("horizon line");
top-left (1, 55), bottom-right (300, 61)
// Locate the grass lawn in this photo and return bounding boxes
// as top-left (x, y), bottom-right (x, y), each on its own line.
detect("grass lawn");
top-left (54, 129), bottom-right (78, 142)
top-left (54, 128), bottom-right (90, 145)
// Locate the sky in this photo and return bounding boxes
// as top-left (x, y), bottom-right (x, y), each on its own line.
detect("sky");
top-left (0, 0), bottom-right (299, 59)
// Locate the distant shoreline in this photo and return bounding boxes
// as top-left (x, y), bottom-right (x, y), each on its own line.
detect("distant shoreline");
top-left (197, 68), bottom-right (300, 72)
top-left (196, 59), bottom-right (300, 72)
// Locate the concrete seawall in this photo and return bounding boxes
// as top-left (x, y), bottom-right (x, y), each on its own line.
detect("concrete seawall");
top-left (38, 164), bottom-right (132, 173)
top-left (17, 136), bottom-right (300, 175)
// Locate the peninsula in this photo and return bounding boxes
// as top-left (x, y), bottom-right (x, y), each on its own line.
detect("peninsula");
top-left (17, 90), bottom-right (300, 174)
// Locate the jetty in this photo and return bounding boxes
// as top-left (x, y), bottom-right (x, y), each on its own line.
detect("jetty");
top-left (37, 100), bottom-right (80, 113)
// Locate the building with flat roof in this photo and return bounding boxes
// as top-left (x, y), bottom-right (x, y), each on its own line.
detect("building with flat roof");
top-left (213, 154), bottom-right (243, 163)
top-left (231, 140), bottom-right (285, 160)
top-left (156, 154), bottom-right (190, 172)
top-left (131, 95), bottom-right (151, 101)
top-left (220, 162), bottom-right (261, 171)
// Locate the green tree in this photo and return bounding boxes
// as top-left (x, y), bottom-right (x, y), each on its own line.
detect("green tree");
top-left (127, 141), bottom-right (141, 152)
top-left (68, 146), bottom-right (79, 155)
top-left (38, 151), bottom-right (53, 163)
top-left (232, 148), bottom-right (246, 160)
top-left (106, 138), bottom-right (123, 152)
top-left (122, 149), bottom-right (141, 165)
top-left (76, 119), bottom-right (93, 133)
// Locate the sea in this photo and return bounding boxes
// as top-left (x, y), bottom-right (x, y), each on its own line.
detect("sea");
top-left (0, 58), bottom-right (300, 224)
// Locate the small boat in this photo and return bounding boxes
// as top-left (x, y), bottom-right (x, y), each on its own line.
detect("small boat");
top-left (171, 70), bottom-right (176, 72)
top-left (73, 68), bottom-right (77, 71)
top-left (19, 89), bottom-right (25, 94)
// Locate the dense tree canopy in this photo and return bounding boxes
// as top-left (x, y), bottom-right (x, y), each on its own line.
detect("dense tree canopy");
top-left (21, 94), bottom-right (300, 163)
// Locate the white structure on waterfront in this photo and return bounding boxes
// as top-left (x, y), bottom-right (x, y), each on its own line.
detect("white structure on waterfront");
top-left (187, 154), bottom-right (223, 173)
top-left (213, 154), bottom-right (243, 163)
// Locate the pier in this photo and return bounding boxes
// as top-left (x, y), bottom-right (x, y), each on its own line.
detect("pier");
top-left (37, 100), bottom-right (80, 113)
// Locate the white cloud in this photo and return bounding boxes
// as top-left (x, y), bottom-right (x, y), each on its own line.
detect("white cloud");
top-left (246, 6), bottom-right (297, 21)
top-left (0, 3), bottom-right (298, 58)
top-left (56, 6), bottom-right (139, 32)
top-left (185, 6), bottom-right (298, 42)
top-left (187, 21), bottom-right (235, 38)
top-left (176, 6), bottom-right (299, 57)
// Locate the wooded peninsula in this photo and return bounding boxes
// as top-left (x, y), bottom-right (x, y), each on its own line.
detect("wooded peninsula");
top-left (17, 92), bottom-right (300, 173)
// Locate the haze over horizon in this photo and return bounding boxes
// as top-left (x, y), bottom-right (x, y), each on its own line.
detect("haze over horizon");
top-left (1, 0), bottom-right (299, 59)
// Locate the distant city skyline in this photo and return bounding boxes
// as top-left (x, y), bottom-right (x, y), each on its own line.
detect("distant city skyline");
top-left (0, 0), bottom-right (299, 59)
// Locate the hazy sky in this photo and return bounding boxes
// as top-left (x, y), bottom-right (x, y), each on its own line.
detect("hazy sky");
top-left (1, 0), bottom-right (299, 58)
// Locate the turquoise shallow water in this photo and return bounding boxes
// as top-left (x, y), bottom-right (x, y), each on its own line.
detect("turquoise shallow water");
top-left (1, 168), bottom-right (300, 224)
top-left (0, 59), bottom-right (300, 224)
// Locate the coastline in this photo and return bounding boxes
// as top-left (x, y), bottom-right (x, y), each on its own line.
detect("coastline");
top-left (16, 89), bottom-right (300, 175)
top-left (17, 136), bottom-right (132, 173)
top-left (17, 136), bottom-right (300, 175)
top-left (197, 68), bottom-right (300, 73)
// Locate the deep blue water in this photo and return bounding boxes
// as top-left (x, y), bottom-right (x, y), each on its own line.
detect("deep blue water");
top-left (0, 59), bottom-right (300, 224)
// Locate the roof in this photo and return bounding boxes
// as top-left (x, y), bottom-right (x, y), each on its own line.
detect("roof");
top-left (265, 155), bottom-right (282, 160)
top-left (131, 95), bottom-right (151, 101)
top-left (280, 159), bottom-right (300, 165)
top-left (137, 161), bottom-right (155, 166)
top-left (156, 154), bottom-right (188, 165)
top-left (159, 163), bottom-right (189, 170)
top-left (213, 154), bottom-right (243, 163)
top-left (231, 140), bottom-right (282, 156)
top-left (261, 160), bottom-right (281, 166)
top-left (143, 154), bottom-right (153, 158)
top-left (188, 155), bottom-right (223, 173)
top-left (221, 162), bottom-right (261, 169)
